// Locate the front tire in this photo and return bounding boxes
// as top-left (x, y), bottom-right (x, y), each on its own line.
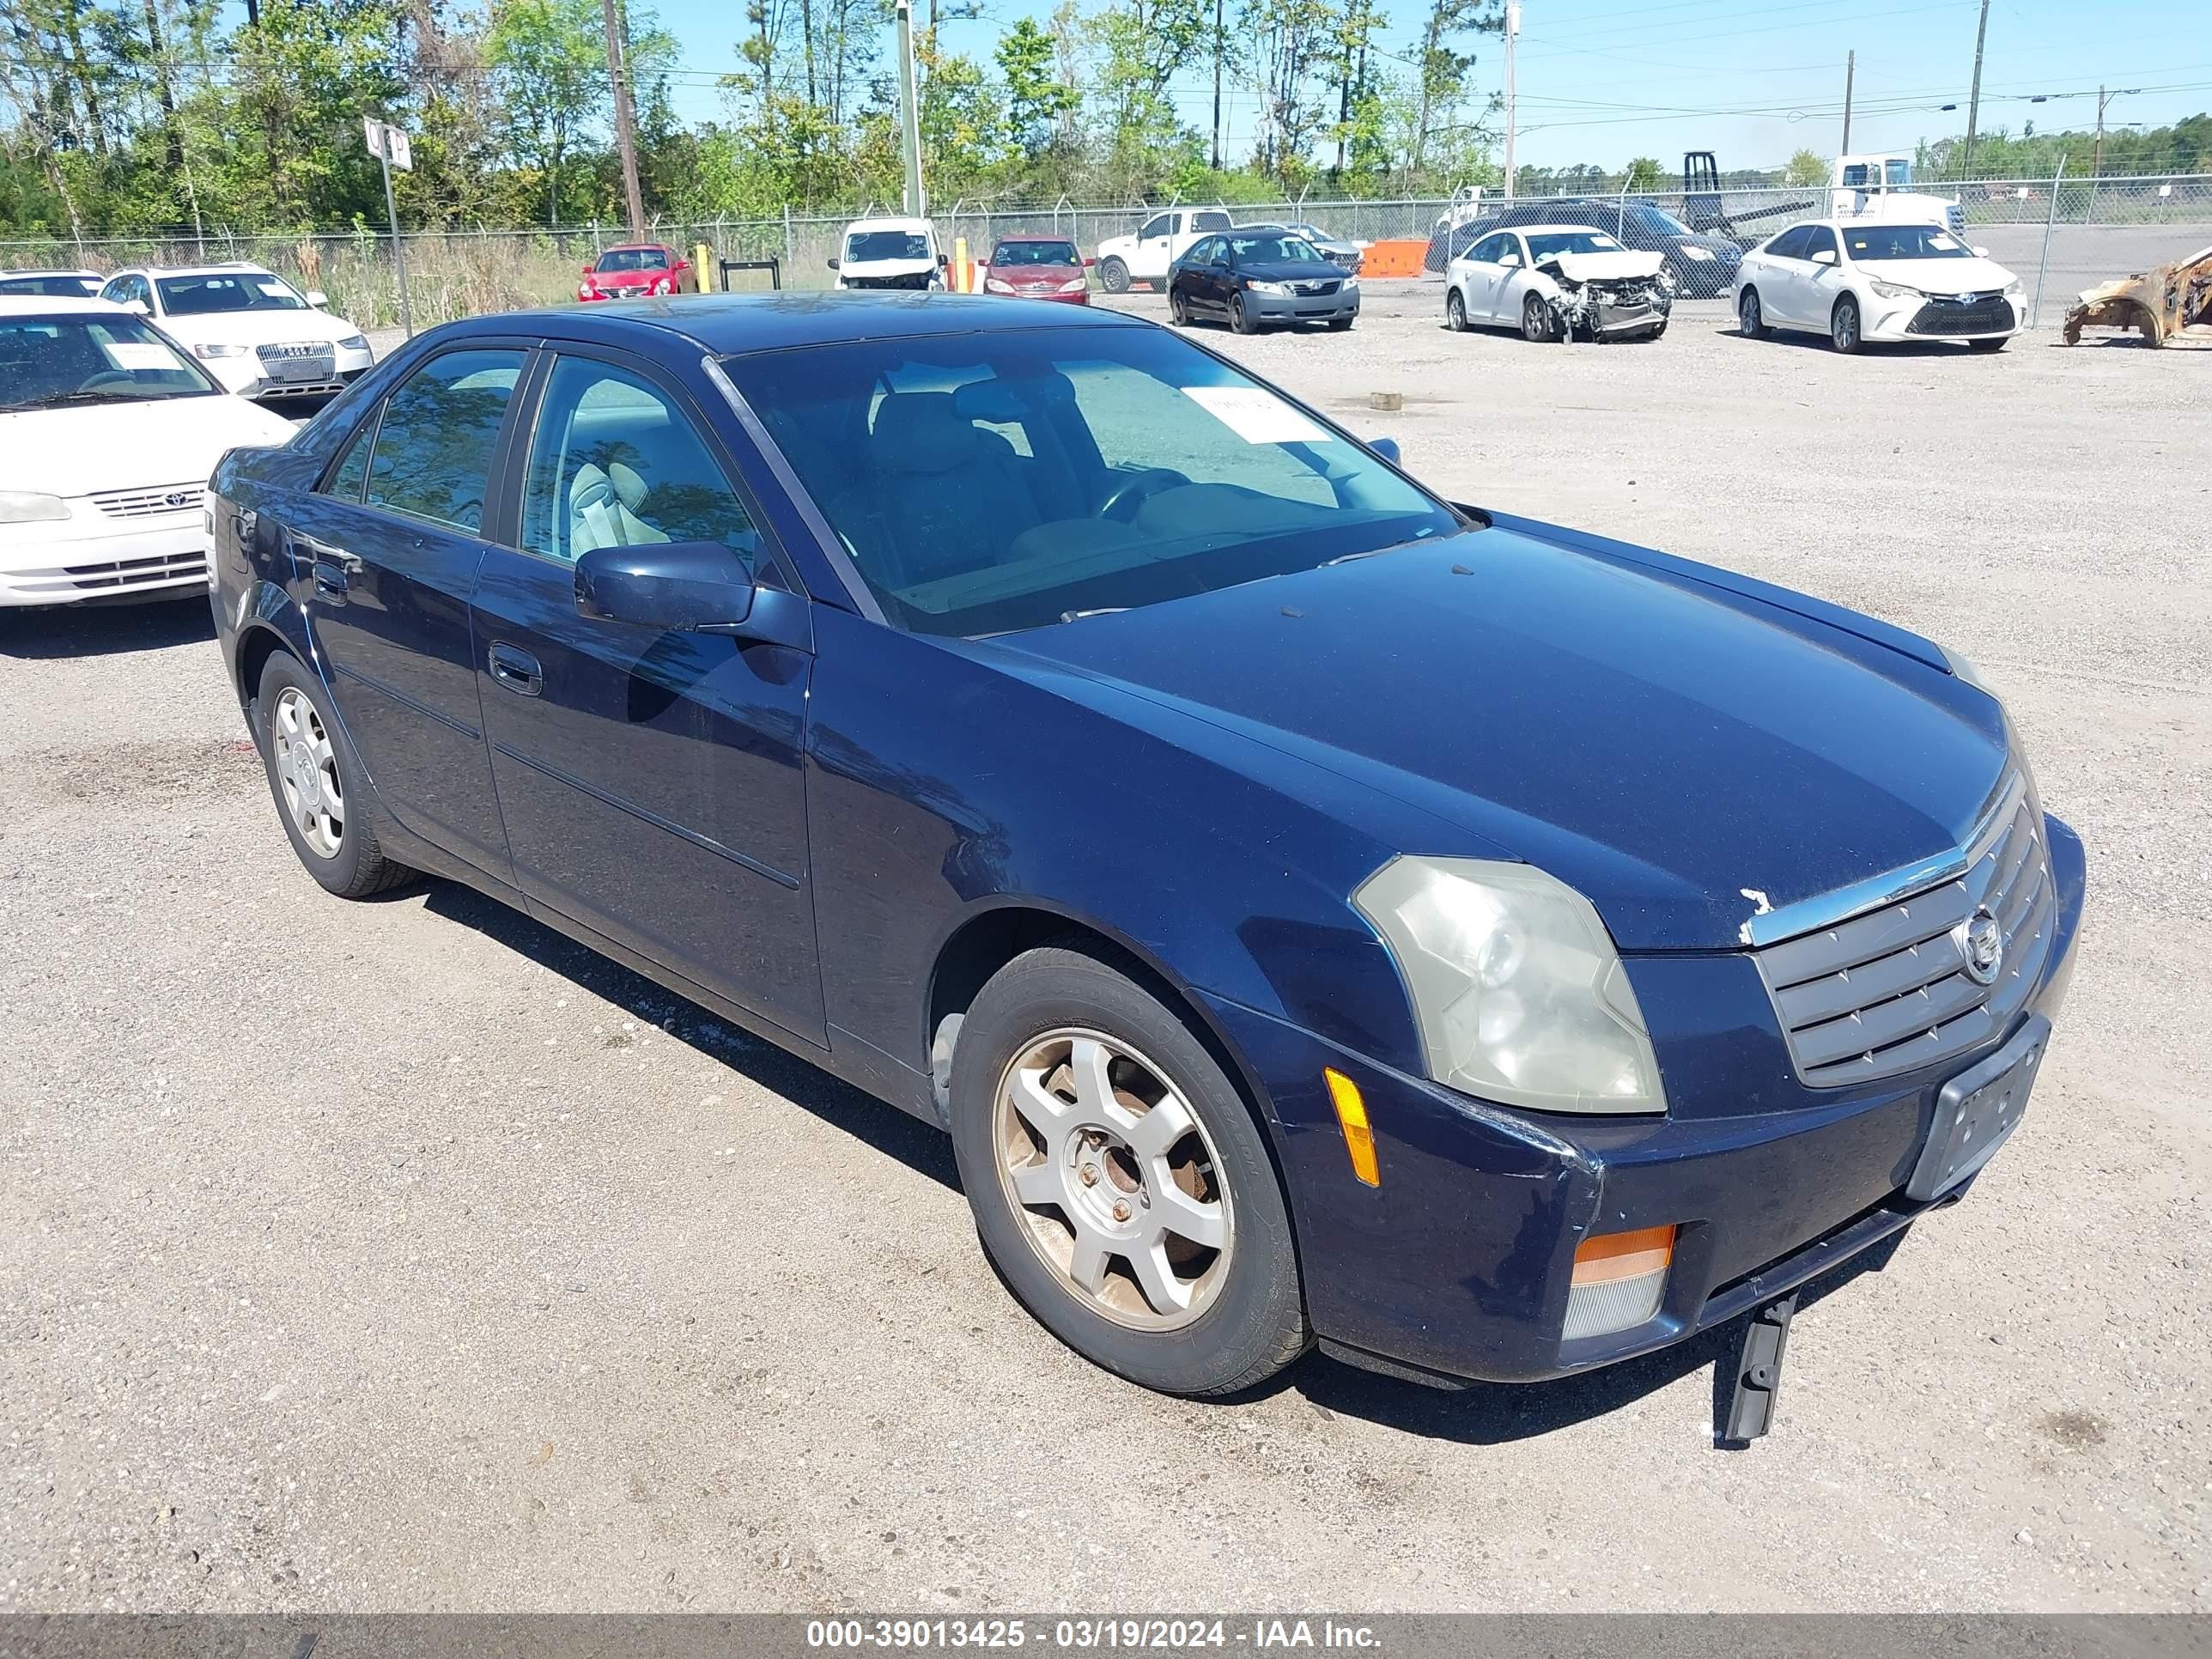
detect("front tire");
top-left (1522, 293), bottom-right (1555, 343)
top-left (1098, 257), bottom-right (1131, 295)
top-left (949, 945), bottom-right (1309, 1397)
top-left (1831, 294), bottom-right (1864, 354)
top-left (1969, 335), bottom-right (2008, 353)
top-left (1738, 287), bottom-right (1768, 338)
top-left (1229, 293), bottom-right (1259, 335)
top-left (1445, 288), bottom-right (1468, 331)
top-left (252, 650), bottom-right (412, 898)
top-left (1326, 315), bottom-right (1353, 331)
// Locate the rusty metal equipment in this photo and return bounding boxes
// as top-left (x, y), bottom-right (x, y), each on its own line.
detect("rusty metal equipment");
top-left (2063, 243), bottom-right (2212, 348)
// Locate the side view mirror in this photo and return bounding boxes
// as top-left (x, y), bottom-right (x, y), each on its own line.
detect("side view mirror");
top-left (123, 298), bottom-right (149, 314)
top-left (1367, 436), bottom-right (1401, 465)
top-left (305, 289), bottom-right (330, 307)
top-left (1972, 245), bottom-right (1990, 258)
top-left (1812, 248), bottom-right (1838, 266)
top-left (583, 263), bottom-right (596, 276)
top-left (1084, 256), bottom-right (1096, 268)
top-left (574, 540), bottom-right (756, 633)
top-left (826, 257), bottom-right (840, 270)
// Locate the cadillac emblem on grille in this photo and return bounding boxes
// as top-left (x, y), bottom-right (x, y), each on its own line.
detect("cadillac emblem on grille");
top-left (1959, 906), bottom-right (2004, 985)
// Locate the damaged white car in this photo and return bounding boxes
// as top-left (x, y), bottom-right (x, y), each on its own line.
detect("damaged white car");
top-left (1445, 225), bottom-right (1675, 343)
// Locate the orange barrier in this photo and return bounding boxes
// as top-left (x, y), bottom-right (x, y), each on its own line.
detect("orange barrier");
top-left (1358, 239), bottom-right (1431, 278)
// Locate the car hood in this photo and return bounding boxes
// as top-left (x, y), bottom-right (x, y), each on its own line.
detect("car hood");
top-left (1541, 250), bottom-right (1667, 283)
top-left (1854, 255), bottom-right (2016, 293)
top-left (991, 266), bottom-right (1085, 284)
top-left (155, 308), bottom-right (359, 345)
top-left (0, 392), bottom-right (297, 495)
top-left (1238, 260), bottom-right (1349, 283)
top-left (984, 526), bottom-right (2011, 951)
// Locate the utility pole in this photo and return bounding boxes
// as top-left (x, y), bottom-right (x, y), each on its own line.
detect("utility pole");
top-left (1211, 0), bottom-right (1224, 172)
top-left (1960, 0), bottom-right (1990, 179)
top-left (895, 0), bottom-right (925, 216)
top-left (2092, 87), bottom-right (2137, 176)
top-left (1841, 50), bottom-right (1855, 152)
top-left (600, 0), bottom-right (646, 238)
top-left (1502, 0), bottom-right (1520, 199)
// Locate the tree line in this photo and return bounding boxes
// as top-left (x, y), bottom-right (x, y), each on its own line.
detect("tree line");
top-left (0, 0), bottom-right (1511, 239)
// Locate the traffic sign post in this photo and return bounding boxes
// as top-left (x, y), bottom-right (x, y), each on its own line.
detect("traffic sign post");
top-left (365, 118), bottom-right (416, 339)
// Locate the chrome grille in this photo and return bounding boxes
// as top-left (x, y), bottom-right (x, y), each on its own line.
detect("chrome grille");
top-left (90, 483), bottom-right (204, 520)
top-left (1291, 279), bottom-right (1340, 296)
top-left (255, 341), bottom-right (327, 361)
top-left (1753, 771), bottom-right (2056, 1088)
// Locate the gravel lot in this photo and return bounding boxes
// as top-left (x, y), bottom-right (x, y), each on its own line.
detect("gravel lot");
top-left (2, 289), bottom-right (2208, 1615)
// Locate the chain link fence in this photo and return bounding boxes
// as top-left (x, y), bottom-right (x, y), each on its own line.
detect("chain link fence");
top-left (3, 175), bottom-right (2206, 330)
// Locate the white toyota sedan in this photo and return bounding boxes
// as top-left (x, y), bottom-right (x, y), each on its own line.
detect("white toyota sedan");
top-left (1732, 219), bottom-right (2024, 354)
top-left (0, 297), bottom-right (298, 607)
top-left (98, 263), bottom-right (374, 398)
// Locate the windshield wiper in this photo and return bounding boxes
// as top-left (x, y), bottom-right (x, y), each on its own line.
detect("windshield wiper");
top-left (1321, 547), bottom-right (1395, 567)
top-left (1059, 606), bottom-right (1128, 623)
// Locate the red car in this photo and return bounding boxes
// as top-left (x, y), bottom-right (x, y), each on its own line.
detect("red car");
top-left (979, 235), bottom-right (1092, 303)
top-left (578, 243), bottom-right (690, 301)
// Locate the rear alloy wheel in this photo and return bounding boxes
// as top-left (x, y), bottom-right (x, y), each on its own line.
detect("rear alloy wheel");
top-left (1831, 295), bottom-right (1864, 354)
top-left (253, 651), bottom-right (412, 899)
top-left (949, 946), bottom-right (1308, 1396)
top-left (1169, 288), bottom-right (1191, 326)
top-left (1523, 293), bottom-right (1556, 343)
top-left (1738, 287), bottom-right (1768, 338)
top-left (1098, 256), bottom-right (1131, 295)
top-left (1229, 293), bottom-right (1259, 334)
top-left (1445, 288), bottom-right (1468, 331)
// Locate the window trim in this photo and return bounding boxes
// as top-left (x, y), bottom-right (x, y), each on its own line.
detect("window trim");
top-left (503, 340), bottom-right (802, 593)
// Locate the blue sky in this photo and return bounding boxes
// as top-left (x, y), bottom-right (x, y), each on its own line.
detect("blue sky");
top-left (641, 0), bottom-right (2211, 173)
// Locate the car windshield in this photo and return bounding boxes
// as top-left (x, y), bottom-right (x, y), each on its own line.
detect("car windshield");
top-left (1843, 223), bottom-right (1971, 260)
top-left (157, 272), bottom-right (307, 313)
top-left (1525, 230), bottom-right (1626, 259)
top-left (1626, 204), bottom-right (1693, 237)
top-left (1227, 234), bottom-right (1323, 264)
top-left (0, 312), bottom-right (217, 409)
top-left (0, 273), bottom-right (102, 296)
top-left (724, 326), bottom-right (1466, 639)
top-left (597, 247), bottom-right (670, 272)
top-left (847, 230), bottom-right (931, 262)
top-left (992, 240), bottom-right (1080, 266)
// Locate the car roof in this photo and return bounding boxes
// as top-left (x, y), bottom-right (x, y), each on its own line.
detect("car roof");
top-left (1509, 222), bottom-right (1623, 235)
top-left (112, 262), bottom-right (283, 278)
top-left (991, 233), bottom-right (1077, 243)
top-left (844, 216), bottom-right (931, 233)
top-left (602, 241), bottom-right (677, 252)
top-left (436, 292), bottom-right (1140, 356)
top-left (0, 268), bottom-right (100, 279)
top-left (0, 295), bottom-right (128, 315)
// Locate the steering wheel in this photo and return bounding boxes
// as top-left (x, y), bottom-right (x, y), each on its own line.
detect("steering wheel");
top-left (76, 370), bottom-right (138, 392)
top-left (1096, 467), bottom-right (1190, 523)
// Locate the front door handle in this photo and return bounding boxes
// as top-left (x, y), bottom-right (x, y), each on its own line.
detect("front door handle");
top-left (488, 641), bottom-right (543, 697)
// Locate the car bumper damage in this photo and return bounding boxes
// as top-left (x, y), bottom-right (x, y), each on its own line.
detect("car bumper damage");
top-left (1216, 810), bottom-right (2084, 1397)
top-left (1546, 274), bottom-right (1676, 337)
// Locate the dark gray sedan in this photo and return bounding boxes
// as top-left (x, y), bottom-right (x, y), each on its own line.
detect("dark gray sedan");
top-left (1167, 229), bottom-right (1360, 334)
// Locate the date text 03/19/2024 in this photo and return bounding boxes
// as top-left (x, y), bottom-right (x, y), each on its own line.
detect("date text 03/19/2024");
top-left (804, 1619), bottom-right (1382, 1650)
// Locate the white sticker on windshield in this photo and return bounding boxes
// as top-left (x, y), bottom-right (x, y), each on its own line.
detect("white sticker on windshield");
top-left (1182, 385), bottom-right (1332, 445)
top-left (103, 342), bottom-right (175, 371)
top-left (256, 281), bottom-right (293, 299)
top-left (1928, 233), bottom-right (1963, 251)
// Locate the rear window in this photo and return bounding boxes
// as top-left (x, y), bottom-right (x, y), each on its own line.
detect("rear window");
top-left (1193, 211), bottom-right (1232, 232)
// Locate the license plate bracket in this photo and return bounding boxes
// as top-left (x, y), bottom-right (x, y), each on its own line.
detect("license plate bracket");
top-left (1906, 1014), bottom-right (2049, 1201)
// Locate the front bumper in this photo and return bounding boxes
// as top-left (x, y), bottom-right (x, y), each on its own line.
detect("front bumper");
top-left (1867, 293), bottom-right (2021, 342)
top-left (0, 512), bottom-right (210, 607)
top-left (216, 343), bottom-right (375, 400)
top-left (1245, 289), bottom-right (1360, 325)
top-left (1205, 811), bottom-right (2085, 1385)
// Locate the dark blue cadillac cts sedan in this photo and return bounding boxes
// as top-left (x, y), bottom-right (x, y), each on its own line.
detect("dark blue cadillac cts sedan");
top-left (209, 294), bottom-right (2083, 1404)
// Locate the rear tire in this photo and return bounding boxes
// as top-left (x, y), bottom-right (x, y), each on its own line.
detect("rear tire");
top-left (1738, 287), bottom-right (1768, 338)
top-left (1169, 288), bottom-right (1191, 326)
top-left (252, 650), bottom-right (412, 899)
top-left (948, 945), bottom-right (1309, 1397)
top-left (1098, 257), bottom-right (1130, 295)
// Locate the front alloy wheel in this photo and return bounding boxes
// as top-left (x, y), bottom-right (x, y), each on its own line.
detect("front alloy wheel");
top-left (1522, 294), bottom-right (1555, 342)
top-left (1831, 295), bottom-right (1864, 354)
top-left (1445, 288), bottom-right (1468, 331)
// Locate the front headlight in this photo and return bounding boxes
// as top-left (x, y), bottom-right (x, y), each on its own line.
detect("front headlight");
top-left (1247, 280), bottom-right (1291, 295)
top-left (336, 333), bottom-right (370, 352)
top-left (1353, 857), bottom-right (1666, 1115)
top-left (1340, 275), bottom-right (1359, 289)
top-left (1869, 278), bottom-right (1923, 301)
top-left (983, 276), bottom-right (1017, 294)
top-left (2002, 280), bottom-right (2023, 300)
top-left (1057, 276), bottom-right (1088, 294)
top-left (1681, 246), bottom-right (1715, 263)
top-left (191, 342), bottom-right (249, 359)
top-left (0, 490), bottom-right (70, 523)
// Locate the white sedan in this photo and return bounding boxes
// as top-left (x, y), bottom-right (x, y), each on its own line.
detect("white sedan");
top-left (1732, 219), bottom-right (2024, 353)
top-left (99, 263), bottom-right (374, 398)
top-left (1444, 224), bottom-right (1675, 342)
top-left (0, 297), bottom-right (297, 606)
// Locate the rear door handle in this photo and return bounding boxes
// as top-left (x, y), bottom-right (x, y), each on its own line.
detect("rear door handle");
top-left (488, 641), bottom-right (543, 697)
top-left (295, 532), bottom-right (363, 599)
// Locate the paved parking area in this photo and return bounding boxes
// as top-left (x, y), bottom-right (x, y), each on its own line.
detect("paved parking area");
top-left (2, 292), bottom-right (2208, 1613)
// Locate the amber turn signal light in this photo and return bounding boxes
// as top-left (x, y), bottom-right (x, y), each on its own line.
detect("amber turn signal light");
top-left (1322, 1067), bottom-right (1380, 1187)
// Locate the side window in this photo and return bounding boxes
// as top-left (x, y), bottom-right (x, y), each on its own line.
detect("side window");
top-left (1802, 225), bottom-right (1838, 261)
top-left (1138, 215), bottom-right (1170, 240)
top-left (1468, 234), bottom-right (1504, 264)
top-left (365, 347), bottom-right (524, 534)
top-left (1767, 226), bottom-right (1811, 260)
top-left (323, 416), bottom-right (377, 501)
top-left (519, 356), bottom-right (761, 568)
top-left (1190, 237), bottom-right (1221, 264)
top-left (1498, 237), bottom-right (1524, 269)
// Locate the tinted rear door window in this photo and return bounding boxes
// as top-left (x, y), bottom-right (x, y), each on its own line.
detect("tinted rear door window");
top-left (365, 348), bottom-right (525, 535)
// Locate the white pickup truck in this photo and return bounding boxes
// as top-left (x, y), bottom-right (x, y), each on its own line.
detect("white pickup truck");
top-left (1093, 207), bottom-right (1235, 293)
top-left (1828, 153), bottom-right (1967, 238)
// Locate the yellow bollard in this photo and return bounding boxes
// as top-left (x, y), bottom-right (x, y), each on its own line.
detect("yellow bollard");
top-left (953, 236), bottom-right (969, 293)
top-left (693, 243), bottom-right (714, 293)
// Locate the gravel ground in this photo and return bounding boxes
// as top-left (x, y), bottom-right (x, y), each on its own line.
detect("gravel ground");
top-left (2, 289), bottom-right (2209, 1615)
